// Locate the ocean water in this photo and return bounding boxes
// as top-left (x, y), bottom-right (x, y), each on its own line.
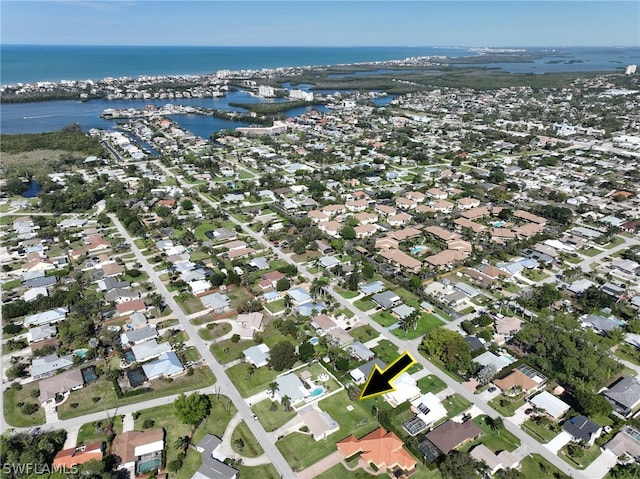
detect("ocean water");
top-left (0, 45), bottom-right (474, 85)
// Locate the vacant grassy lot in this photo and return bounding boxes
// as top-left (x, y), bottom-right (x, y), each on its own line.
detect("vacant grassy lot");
top-left (417, 375), bottom-right (447, 394)
top-left (58, 368), bottom-right (216, 419)
top-left (238, 464), bottom-right (280, 479)
top-left (252, 399), bottom-right (296, 432)
top-left (349, 325), bottom-right (379, 343)
top-left (392, 313), bottom-right (443, 340)
top-left (463, 415), bottom-right (520, 453)
top-left (211, 338), bottom-right (253, 364)
top-left (227, 362), bottom-right (280, 398)
top-left (443, 393), bottom-right (472, 418)
top-left (77, 416), bottom-right (124, 445)
top-left (558, 443), bottom-right (602, 469)
top-left (4, 383), bottom-right (45, 427)
top-left (231, 421), bottom-right (264, 457)
top-left (521, 454), bottom-right (570, 479)
top-left (276, 390), bottom-right (379, 471)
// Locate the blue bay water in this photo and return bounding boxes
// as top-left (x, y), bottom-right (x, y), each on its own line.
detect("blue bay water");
top-left (2, 45), bottom-right (639, 136)
top-left (1, 45), bottom-right (473, 85)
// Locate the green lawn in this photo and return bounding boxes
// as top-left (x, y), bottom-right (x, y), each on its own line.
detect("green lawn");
top-left (350, 325), bottom-right (380, 343)
top-left (77, 416), bottom-right (124, 445)
top-left (521, 269), bottom-right (550, 282)
top-left (604, 236), bottom-right (625, 249)
top-left (135, 394), bottom-right (237, 479)
top-left (372, 311), bottom-right (397, 327)
top-left (238, 464), bottom-right (280, 479)
top-left (58, 368), bottom-right (216, 419)
top-left (269, 259), bottom-right (289, 270)
top-left (264, 299), bottom-right (286, 315)
top-left (443, 394), bottom-right (472, 418)
top-left (462, 415), bottom-right (520, 453)
top-left (488, 396), bottom-right (525, 417)
top-left (336, 287), bottom-right (360, 299)
top-left (558, 443), bottom-right (602, 469)
top-left (211, 338), bottom-right (254, 364)
top-left (195, 223), bottom-right (216, 242)
top-left (520, 454), bottom-right (570, 479)
top-left (276, 390), bottom-right (379, 471)
top-left (231, 421), bottom-right (264, 457)
top-left (392, 313), bottom-right (444, 340)
top-left (417, 375), bottom-right (447, 394)
top-left (176, 296), bottom-right (206, 315)
top-left (581, 247), bottom-right (601, 257)
top-left (252, 399), bottom-right (296, 432)
top-left (354, 298), bottom-right (377, 311)
top-left (3, 383), bottom-right (45, 427)
top-left (522, 418), bottom-right (561, 443)
top-left (198, 322), bottom-right (232, 341)
top-left (227, 362), bottom-right (280, 398)
top-left (227, 286), bottom-right (255, 311)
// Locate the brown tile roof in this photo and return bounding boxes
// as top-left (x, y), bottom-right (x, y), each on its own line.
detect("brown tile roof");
top-left (53, 442), bottom-right (104, 468)
top-left (337, 428), bottom-right (416, 470)
top-left (425, 420), bottom-right (482, 454)
top-left (112, 429), bottom-right (164, 465)
top-left (494, 369), bottom-right (538, 393)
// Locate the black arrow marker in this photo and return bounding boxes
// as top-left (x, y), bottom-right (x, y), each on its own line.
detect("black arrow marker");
top-left (359, 351), bottom-right (416, 400)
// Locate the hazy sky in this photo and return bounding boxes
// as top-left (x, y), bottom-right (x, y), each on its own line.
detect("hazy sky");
top-left (2, 1), bottom-right (639, 47)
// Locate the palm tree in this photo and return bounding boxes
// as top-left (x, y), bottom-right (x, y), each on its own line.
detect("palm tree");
top-left (268, 381), bottom-right (279, 398)
top-left (281, 395), bottom-right (291, 412)
top-left (486, 416), bottom-right (504, 434)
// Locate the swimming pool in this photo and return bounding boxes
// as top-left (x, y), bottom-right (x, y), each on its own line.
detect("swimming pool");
top-left (123, 350), bottom-right (136, 363)
top-left (410, 245), bottom-right (425, 254)
top-left (309, 337), bottom-right (319, 345)
top-left (310, 387), bottom-right (324, 397)
top-left (493, 221), bottom-right (505, 227)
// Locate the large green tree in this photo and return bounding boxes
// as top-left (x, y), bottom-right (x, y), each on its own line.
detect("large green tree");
top-left (174, 392), bottom-right (211, 427)
top-left (268, 341), bottom-right (297, 371)
top-left (420, 328), bottom-right (472, 373)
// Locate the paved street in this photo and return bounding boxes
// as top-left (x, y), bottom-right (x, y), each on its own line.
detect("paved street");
top-left (108, 214), bottom-right (296, 478)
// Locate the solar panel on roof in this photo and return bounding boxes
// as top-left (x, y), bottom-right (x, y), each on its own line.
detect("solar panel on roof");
top-left (417, 403), bottom-right (431, 415)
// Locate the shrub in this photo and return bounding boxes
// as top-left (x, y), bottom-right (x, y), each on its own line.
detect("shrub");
top-left (21, 403), bottom-right (39, 415)
top-left (230, 334), bottom-right (241, 343)
top-left (142, 419), bottom-right (155, 429)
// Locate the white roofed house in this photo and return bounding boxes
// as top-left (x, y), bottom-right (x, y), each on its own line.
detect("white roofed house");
top-left (131, 339), bottom-right (172, 363)
top-left (141, 351), bottom-right (184, 380)
top-left (243, 343), bottom-right (270, 368)
top-left (234, 312), bottom-right (264, 338)
top-left (529, 391), bottom-right (570, 420)
top-left (23, 307), bottom-right (69, 327)
top-left (121, 325), bottom-right (158, 345)
top-left (31, 353), bottom-right (74, 379)
top-left (200, 291), bottom-right (231, 315)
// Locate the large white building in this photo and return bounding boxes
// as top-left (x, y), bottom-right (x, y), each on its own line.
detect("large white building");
top-left (289, 89), bottom-right (314, 101)
top-left (258, 85), bottom-right (275, 98)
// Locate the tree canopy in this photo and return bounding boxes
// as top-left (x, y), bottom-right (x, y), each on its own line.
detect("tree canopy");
top-left (268, 341), bottom-right (297, 371)
top-left (174, 392), bottom-right (211, 427)
top-left (420, 328), bottom-right (473, 374)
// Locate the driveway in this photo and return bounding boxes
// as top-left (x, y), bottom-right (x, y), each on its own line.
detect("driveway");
top-left (545, 430), bottom-right (573, 454)
top-left (295, 451), bottom-right (343, 479)
top-left (583, 448), bottom-right (618, 479)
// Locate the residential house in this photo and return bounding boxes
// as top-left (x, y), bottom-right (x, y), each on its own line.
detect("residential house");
top-left (563, 416), bottom-right (602, 446)
top-left (604, 376), bottom-right (640, 418)
top-left (191, 435), bottom-right (237, 479)
top-left (298, 405), bottom-right (340, 441)
top-left (142, 351), bottom-right (184, 380)
top-left (39, 368), bottom-right (84, 403)
top-left (30, 354), bottom-right (74, 379)
top-left (27, 325), bottom-right (57, 343)
top-left (403, 393), bottom-right (447, 436)
top-left (350, 358), bottom-right (386, 384)
top-left (274, 373), bottom-right (310, 404)
top-left (112, 429), bottom-right (165, 475)
top-left (234, 312), bottom-right (264, 338)
top-left (201, 292), bottom-right (231, 315)
top-left (131, 339), bottom-right (172, 363)
top-left (311, 314), bottom-right (337, 335)
top-left (243, 343), bottom-right (270, 368)
top-left (494, 365), bottom-right (546, 397)
top-left (373, 290), bottom-right (402, 310)
top-left (360, 281), bottom-right (385, 296)
top-left (605, 425), bottom-right (640, 458)
top-left (121, 326), bottom-right (158, 345)
top-left (116, 299), bottom-right (147, 316)
top-left (469, 444), bottom-right (519, 475)
top-left (53, 443), bottom-right (105, 469)
top-left (528, 391), bottom-right (570, 420)
top-left (420, 420), bottom-right (483, 460)
top-left (336, 428), bottom-right (416, 473)
top-left (347, 341), bottom-right (375, 361)
top-left (384, 373), bottom-right (421, 407)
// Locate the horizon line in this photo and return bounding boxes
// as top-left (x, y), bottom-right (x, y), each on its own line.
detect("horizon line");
top-left (2, 43), bottom-right (639, 48)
